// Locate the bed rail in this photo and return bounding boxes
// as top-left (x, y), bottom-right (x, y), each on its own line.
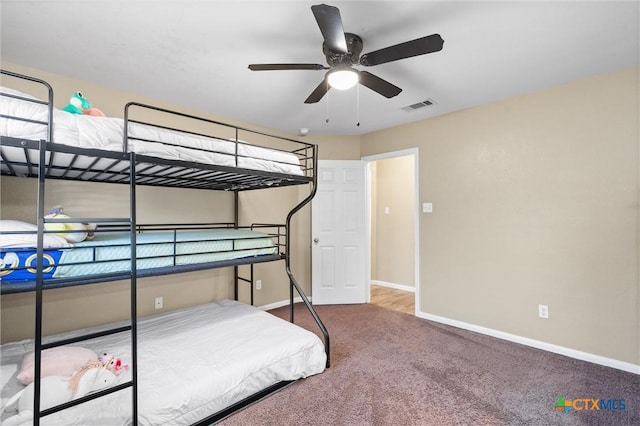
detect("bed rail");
top-left (124, 102), bottom-right (316, 179)
top-left (1, 69), bottom-right (316, 191)
top-left (0, 69), bottom-right (53, 143)
top-left (123, 101), bottom-right (316, 188)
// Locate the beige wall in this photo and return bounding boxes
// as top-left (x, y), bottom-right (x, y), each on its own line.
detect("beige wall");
top-left (0, 63), bottom-right (359, 342)
top-left (2, 62), bottom-right (638, 368)
top-left (361, 67), bottom-right (640, 365)
top-left (372, 156), bottom-right (415, 287)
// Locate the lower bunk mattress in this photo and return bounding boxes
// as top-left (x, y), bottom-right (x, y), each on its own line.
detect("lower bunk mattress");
top-left (1, 228), bottom-right (278, 284)
top-left (0, 299), bottom-right (327, 425)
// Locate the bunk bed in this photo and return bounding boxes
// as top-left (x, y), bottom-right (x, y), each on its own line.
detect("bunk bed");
top-left (0, 69), bottom-right (329, 425)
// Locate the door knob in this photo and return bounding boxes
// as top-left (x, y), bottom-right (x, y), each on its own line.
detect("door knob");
top-left (313, 238), bottom-right (319, 244)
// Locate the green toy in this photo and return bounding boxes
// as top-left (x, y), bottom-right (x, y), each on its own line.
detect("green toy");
top-left (62, 91), bottom-right (91, 114)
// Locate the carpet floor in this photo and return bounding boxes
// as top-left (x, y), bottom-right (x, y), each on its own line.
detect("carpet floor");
top-left (220, 303), bottom-right (639, 426)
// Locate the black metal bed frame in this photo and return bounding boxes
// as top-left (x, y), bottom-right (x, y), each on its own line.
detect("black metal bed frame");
top-left (0, 69), bottom-right (330, 425)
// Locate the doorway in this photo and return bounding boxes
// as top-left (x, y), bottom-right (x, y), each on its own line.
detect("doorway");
top-left (364, 149), bottom-right (419, 315)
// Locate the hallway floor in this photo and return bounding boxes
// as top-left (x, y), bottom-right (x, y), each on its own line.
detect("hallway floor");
top-left (370, 284), bottom-right (414, 315)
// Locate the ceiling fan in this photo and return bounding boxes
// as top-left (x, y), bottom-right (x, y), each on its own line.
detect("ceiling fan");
top-left (248, 3), bottom-right (444, 104)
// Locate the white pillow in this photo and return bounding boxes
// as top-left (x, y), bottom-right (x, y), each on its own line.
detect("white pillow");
top-left (0, 220), bottom-right (72, 248)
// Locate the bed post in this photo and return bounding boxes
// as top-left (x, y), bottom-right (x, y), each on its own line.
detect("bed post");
top-left (29, 75), bottom-right (53, 426)
top-left (284, 145), bottom-right (330, 367)
top-left (123, 102), bottom-right (140, 423)
top-left (234, 191), bottom-right (239, 301)
top-left (129, 152), bottom-right (139, 424)
top-left (33, 139), bottom-right (48, 426)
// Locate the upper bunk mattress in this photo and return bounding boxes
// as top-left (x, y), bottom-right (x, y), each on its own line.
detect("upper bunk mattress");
top-left (0, 87), bottom-right (303, 176)
top-left (0, 299), bottom-right (327, 425)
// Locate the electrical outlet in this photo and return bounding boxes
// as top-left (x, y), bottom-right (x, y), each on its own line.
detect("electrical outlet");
top-left (256, 280), bottom-right (262, 290)
top-left (155, 296), bottom-right (163, 310)
top-left (538, 304), bottom-right (549, 319)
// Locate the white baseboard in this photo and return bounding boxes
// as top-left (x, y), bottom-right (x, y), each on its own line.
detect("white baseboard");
top-left (258, 297), bottom-right (307, 311)
top-left (418, 312), bottom-right (640, 375)
top-left (371, 280), bottom-right (415, 293)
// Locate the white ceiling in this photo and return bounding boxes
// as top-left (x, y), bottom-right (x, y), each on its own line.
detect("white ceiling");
top-left (1, 1), bottom-right (638, 136)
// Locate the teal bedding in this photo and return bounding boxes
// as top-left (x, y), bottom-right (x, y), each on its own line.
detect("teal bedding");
top-left (53, 228), bottom-right (277, 278)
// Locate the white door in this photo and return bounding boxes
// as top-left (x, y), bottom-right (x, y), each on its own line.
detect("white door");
top-left (311, 160), bottom-right (367, 304)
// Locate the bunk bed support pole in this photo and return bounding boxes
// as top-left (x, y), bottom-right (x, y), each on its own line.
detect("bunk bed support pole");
top-left (284, 146), bottom-right (330, 368)
top-left (128, 152), bottom-right (139, 424)
top-left (233, 191), bottom-right (240, 301)
top-left (32, 77), bottom-right (53, 426)
top-left (250, 264), bottom-right (254, 306)
top-left (33, 139), bottom-right (48, 426)
top-left (290, 277), bottom-right (295, 322)
top-left (123, 104), bottom-right (139, 423)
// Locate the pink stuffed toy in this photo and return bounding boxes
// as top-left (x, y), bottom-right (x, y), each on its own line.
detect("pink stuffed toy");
top-left (84, 107), bottom-right (105, 117)
top-left (3, 366), bottom-right (118, 426)
top-left (99, 352), bottom-right (129, 375)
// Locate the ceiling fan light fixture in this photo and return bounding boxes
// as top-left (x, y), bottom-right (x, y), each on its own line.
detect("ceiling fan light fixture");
top-left (327, 68), bottom-right (359, 90)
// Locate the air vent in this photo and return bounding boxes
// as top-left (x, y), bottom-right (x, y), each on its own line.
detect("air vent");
top-left (402, 98), bottom-right (436, 112)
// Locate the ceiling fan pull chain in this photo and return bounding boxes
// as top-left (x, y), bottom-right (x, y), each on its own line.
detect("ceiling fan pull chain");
top-left (356, 83), bottom-right (360, 127)
top-left (326, 83), bottom-right (330, 124)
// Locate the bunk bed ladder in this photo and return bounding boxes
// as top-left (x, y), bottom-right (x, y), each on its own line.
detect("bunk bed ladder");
top-left (31, 141), bottom-right (139, 424)
top-left (230, 145), bottom-right (330, 368)
top-left (284, 147), bottom-right (331, 368)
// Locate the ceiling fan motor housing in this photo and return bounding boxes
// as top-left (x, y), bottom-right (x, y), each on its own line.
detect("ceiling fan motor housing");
top-left (323, 33), bottom-right (363, 67)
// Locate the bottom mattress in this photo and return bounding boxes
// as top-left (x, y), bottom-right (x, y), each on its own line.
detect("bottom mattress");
top-left (0, 299), bottom-right (327, 425)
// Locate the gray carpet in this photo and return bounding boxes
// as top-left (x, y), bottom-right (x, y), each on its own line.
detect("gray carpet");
top-left (221, 303), bottom-right (639, 426)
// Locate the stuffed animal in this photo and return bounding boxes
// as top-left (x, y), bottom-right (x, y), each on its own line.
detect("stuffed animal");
top-left (67, 360), bottom-right (104, 394)
top-left (2, 367), bottom-right (119, 425)
top-left (44, 206), bottom-right (97, 243)
top-left (99, 352), bottom-right (129, 376)
top-left (62, 91), bottom-right (92, 115)
top-left (84, 107), bottom-right (106, 117)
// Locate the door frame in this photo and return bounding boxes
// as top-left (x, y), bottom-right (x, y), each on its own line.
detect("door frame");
top-left (362, 148), bottom-right (420, 315)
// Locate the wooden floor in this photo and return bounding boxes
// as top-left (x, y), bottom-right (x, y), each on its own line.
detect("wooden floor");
top-left (370, 284), bottom-right (415, 315)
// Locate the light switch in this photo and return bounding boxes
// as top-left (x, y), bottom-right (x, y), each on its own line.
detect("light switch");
top-left (384, 207), bottom-right (390, 215)
top-left (423, 202), bottom-right (433, 213)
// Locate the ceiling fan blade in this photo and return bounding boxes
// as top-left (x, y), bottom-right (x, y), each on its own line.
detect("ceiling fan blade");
top-left (357, 70), bottom-right (402, 98)
top-left (248, 63), bottom-right (328, 71)
top-left (360, 34), bottom-right (444, 66)
top-left (304, 79), bottom-right (330, 104)
top-left (311, 4), bottom-right (348, 53)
